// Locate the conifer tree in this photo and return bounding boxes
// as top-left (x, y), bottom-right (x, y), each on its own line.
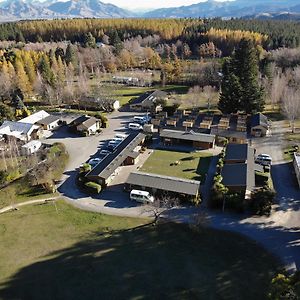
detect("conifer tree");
top-left (65, 44), bottom-right (78, 68)
top-left (232, 38), bottom-right (265, 113)
top-left (218, 59), bottom-right (242, 113)
top-left (38, 54), bottom-right (54, 86)
top-left (83, 32), bottom-right (96, 48)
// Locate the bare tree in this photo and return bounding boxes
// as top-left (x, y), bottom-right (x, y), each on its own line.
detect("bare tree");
top-left (143, 195), bottom-right (179, 225)
top-left (270, 72), bottom-right (286, 109)
top-left (202, 85), bottom-right (216, 111)
top-left (187, 85), bottom-right (202, 108)
top-left (282, 87), bottom-right (300, 133)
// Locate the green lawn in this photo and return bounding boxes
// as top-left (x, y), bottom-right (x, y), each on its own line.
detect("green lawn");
top-left (0, 201), bottom-right (278, 300)
top-left (113, 84), bottom-right (190, 106)
top-left (141, 150), bottom-right (213, 182)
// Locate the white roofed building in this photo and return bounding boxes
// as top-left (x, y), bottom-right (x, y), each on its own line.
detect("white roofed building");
top-left (19, 110), bottom-right (50, 125)
top-left (0, 121), bottom-right (40, 142)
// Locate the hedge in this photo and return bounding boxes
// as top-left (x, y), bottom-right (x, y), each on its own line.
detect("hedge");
top-left (84, 181), bottom-right (102, 194)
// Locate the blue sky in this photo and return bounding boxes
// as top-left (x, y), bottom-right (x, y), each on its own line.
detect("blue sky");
top-left (102, 0), bottom-right (226, 10)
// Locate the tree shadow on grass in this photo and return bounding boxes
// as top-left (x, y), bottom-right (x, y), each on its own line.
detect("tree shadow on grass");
top-left (0, 223), bottom-right (278, 300)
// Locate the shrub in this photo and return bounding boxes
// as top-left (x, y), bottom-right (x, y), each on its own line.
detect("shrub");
top-left (84, 181), bottom-right (102, 194)
top-left (255, 171), bottom-right (269, 186)
top-left (79, 163), bottom-right (92, 174)
top-left (268, 271), bottom-right (300, 300)
top-left (225, 192), bottom-right (245, 213)
top-left (249, 187), bottom-right (276, 216)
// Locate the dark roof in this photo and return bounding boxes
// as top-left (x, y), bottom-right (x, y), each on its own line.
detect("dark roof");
top-left (130, 90), bottom-right (168, 106)
top-left (251, 113), bottom-right (268, 129)
top-left (87, 132), bottom-right (145, 180)
top-left (224, 144), bottom-right (249, 161)
top-left (70, 115), bottom-right (90, 126)
top-left (126, 171), bottom-right (200, 196)
top-left (210, 128), bottom-right (247, 140)
top-left (221, 160), bottom-right (255, 191)
top-left (130, 92), bottom-right (150, 105)
top-left (160, 129), bottom-right (215, 143)
top-left (37, 115), bottom-right (60, 126)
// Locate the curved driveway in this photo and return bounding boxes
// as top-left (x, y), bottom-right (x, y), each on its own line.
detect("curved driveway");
top-left (46, 113), bottom-right (300, 273)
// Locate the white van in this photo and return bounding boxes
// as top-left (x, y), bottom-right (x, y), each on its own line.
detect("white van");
top-left (133, 116), bottom-right (147, 124)
top-left (130, 190), bottom-right (154, 203)
top-left (255, 154), bottom-right (272, 166)
top-left (128, 123), bottom-right (143, 130)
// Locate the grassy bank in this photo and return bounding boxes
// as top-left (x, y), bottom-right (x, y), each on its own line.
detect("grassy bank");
top-left (0, 201), bottom-right (278, 300)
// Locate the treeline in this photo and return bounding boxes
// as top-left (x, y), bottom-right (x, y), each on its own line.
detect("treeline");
top-left (0, 18), bottom-right (299, 54)
top-left (200, 18), bottom-right (300, 49)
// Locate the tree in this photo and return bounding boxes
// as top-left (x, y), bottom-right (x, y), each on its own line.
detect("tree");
top-left (23, 52), bottom-right (36, 86)
top-left (65, 44), bottom-right (78, 69)
top-left (250, 187), bottom-right (275, 216)
top-left (203, 85), bottom-right (216, 111)
top-left (270, 72), bottom-right (286, 109)
top-left (233, 38), bottom-right (265, 113)
top-left (0, 103), bottom-right (14, 122)
top-left (282, 87), bottom-right (300, 133)
top-left (218, 59), bottom-right (242, 113)
top-left (268, 272), bottom-right (300, 300)
top-left (15, 59), bottom-right (31, 94)
top-left (0, 60), bottom-right (13, 100)
top-left (143, 195), bottom-right (179, 225)
top-left (55, 47), bottom-right (65, 60)
top-left (187, 85), bottom-right (201, 108)
top-left (38, 54), bottom-right (54, 86)
top-left (83, 32), bottom-right (96, 48)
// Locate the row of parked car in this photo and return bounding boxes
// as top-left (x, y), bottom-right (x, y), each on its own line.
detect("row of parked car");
top-left (87, 133), bottom-right (127, 167)
top-left (128, 114), bottom-right (151, 131)
top-left (85, 114), bottom-right (150, 168)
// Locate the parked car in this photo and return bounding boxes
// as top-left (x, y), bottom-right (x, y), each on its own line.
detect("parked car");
top-left (255, 154), bottom-right (272, 166)
top-left (108, 140), bottom-right (122, 150)
top-left (114, 133), bottom-right (127, 140)
top-left (99, 149), bottom-right (112, 156)
top-left (128, 123), bottom-right (143, 131)
top-left (132, 116), bottom-right (147, 125)
top-left (130, 190), bottom-right (154, 203)
top-left (111, 137), bottom-right (124, 143)
top-left (88, 158), bottom-right (102, 166)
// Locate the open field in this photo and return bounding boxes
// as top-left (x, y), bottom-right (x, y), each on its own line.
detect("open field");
top-left (140, 150), bottom-right (213, 182)
top-left (0, 201), bottom-right (278, 300)
top-left (112, 84), bottom-right (190, 106)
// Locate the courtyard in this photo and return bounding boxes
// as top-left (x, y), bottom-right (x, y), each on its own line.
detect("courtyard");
top-left (140, 149), bottom-right (213, 183)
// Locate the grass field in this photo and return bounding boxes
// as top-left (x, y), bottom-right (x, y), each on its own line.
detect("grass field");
top-left (0, 201), bottom-right (278, 300)
top-left (113, 84), bottom-right (190, 106)
top-left (140, 150), bottom-right (213, 182)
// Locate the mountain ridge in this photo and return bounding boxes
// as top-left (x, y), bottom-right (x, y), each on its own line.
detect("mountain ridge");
top-left (0, 0), bottom-right (299, 21)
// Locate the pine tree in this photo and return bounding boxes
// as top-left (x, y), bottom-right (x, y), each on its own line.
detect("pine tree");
top-left (65, 44), bottom-right (78, 68)
top-left (233, 38), bottom-right (265, 113)
top-left (83, 32), bottom-right (96, 48)
top-left (38, 54), bottom-right (54, 86)
top-left (218, 59), bottom-right (242, 113)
